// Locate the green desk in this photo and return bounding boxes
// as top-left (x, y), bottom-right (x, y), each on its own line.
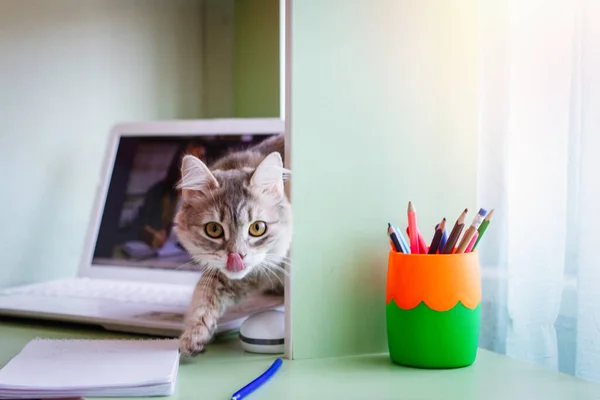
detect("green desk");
top-left (1, 318), bottom-right (600, 400)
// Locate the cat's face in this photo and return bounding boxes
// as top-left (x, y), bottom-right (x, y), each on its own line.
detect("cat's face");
top-left (173, 153), bottom-right (292, 280)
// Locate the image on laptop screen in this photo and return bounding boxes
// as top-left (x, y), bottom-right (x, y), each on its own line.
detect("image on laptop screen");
top-left (92, 133), bottom-right (277, 270)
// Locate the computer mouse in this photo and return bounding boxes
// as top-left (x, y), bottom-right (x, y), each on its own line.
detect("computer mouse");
top-left (239, 310), bottom-right (285, 354)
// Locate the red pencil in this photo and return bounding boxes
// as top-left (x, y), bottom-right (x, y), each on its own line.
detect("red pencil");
top-left (406, 226), bottom-right (426, 254)
top-left (417, 229), bottom-right (429, 254)
top-left (407, 226), bottom-right (428, 254)
top-left (465, 231), bottom-right (479, 252)
top-left (407, 201), bottom-right (419, 254)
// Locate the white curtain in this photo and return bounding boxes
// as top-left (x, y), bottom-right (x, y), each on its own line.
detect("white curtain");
top-left (478, 0), bottom-right (600, 382)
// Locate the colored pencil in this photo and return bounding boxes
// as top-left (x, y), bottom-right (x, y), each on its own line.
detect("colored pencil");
top-left (472, 209), bottom-right (494, 250)
top-left (394, 225), bottom-right (410, 254)
top-left (417, 229), bottom-right (429, 254)
top-left (428, 218), bottom-right (446, 254)
top-left (442, 208), bottom-right (468, 254)
top-left (407, 201), bottom-right (419, 254)
top-left (405, 227), bottom-right (412, 246)
top-left (465, 231), bottom-right (479, 253)
top-left (456, 208), bottom-right (487, 253)
top-left (406, 226), bottom-right (428, 254)
top-left (438, 222), bottom-right (448, 253)
top-left (388, 223), bottom-right (404, 253)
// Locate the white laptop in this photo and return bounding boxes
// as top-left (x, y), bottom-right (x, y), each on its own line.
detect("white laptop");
top-left (0, 118), bottom-right (285, 337)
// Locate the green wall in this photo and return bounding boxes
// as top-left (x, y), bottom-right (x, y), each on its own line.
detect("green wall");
top-left (289, 0), bottom-right (479, 359)
top-left (233, 0), bottom-right (280, 117)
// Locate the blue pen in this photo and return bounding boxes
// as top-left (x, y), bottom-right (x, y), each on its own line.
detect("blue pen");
top-left (393, 225), bottom-right (411, 254)
top-left (231, 358), bottom-right (283, 400)
top-left (437, 223), bottom-right (448, 253)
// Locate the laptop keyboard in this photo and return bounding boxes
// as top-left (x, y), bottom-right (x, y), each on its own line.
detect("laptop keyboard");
top-left (0, 278), bottom-right (194, 308)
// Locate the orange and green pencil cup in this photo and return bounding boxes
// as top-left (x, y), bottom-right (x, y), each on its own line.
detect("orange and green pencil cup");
top-left (385, 251), bottom-right (481, 368)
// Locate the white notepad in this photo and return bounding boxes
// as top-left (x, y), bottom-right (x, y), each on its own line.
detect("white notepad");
top-left (0, 338), bottom-right (180, 399)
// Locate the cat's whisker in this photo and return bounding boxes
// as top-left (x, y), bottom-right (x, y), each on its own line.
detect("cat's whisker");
top-left (270, 270), bottom-right (285, 287)
top-left (263, 263), bottom-right (288, 274)
top-left (275, 255), bottom-right (293, 262)
top-left (202, 267), bottom-right (218, 291)
top-left (258, 266), bottom-right (276, 289)
top-left (270, 260), bottom-right (292, 269)
top-left (174, 260), bottom-right (195, 271)
top-left (261, 260), bottom-right (289, 278)
top-left (266, 258), bottom-right (291, 267)
top-left (260, 264), bottom-right (284, 287)
top-left (262, 258), bottom-right (289, 271)
top-left (268, 268), bottom-right (289, 283)
top-left (263, 256), bottom-right (292, 270)
top-left (269, 271), bottom-right (284, 288)
top-left (265, 253), bottom-right (291, 261)
top-left (261, 257), bottom-right (284, 267)
top-left (176, 259), bottom-right (210, 272)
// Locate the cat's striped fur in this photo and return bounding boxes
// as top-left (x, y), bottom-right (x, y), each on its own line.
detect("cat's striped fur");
top-left (173, 134), bottom-right (291, 356)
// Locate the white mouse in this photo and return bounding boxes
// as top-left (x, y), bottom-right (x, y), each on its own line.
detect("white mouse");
top-left (239, 310), bottom-right (285, 354)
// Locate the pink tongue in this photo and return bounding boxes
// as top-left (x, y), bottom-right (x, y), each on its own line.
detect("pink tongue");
top-left (226, 253), bottom-right (245, 272)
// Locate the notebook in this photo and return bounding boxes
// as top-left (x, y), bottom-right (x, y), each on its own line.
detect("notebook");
top-left (0, 338), bottom-right (180, 399)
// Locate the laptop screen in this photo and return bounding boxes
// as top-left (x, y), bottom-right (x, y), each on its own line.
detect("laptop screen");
top-left (91, 133), bottom-right (277, 271)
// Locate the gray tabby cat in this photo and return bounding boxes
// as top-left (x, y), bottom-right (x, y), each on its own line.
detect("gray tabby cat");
top-left (173, 135), bottom-right (292, 356)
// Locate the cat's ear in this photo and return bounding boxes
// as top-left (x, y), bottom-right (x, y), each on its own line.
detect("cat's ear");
top-left (250, 152), bottom-right (284, 196)
top-left (178, 155), bottom-right (219, 200)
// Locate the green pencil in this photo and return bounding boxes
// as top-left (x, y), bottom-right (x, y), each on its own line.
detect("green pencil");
top-left (472, 209), bottom-right (494, 250)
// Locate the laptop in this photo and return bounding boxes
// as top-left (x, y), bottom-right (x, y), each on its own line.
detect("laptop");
top-left (0, 118), bottom-right (286, 337)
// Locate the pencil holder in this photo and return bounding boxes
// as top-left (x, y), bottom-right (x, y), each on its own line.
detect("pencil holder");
top-left (385, 251), bottom-right (481, 369)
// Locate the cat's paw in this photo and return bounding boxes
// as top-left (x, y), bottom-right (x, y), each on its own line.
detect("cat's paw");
top-left (179, 324), bottom-right (212, 357)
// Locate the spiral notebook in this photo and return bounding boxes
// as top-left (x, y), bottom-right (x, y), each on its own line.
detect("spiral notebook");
top-left (0, 338), bottom-right (180, 399)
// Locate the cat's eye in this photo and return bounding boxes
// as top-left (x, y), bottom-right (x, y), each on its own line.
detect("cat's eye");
top-left (205, 222), bottom-right (224, 239)
top-left (249, 221), bottom-right (267, 237)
